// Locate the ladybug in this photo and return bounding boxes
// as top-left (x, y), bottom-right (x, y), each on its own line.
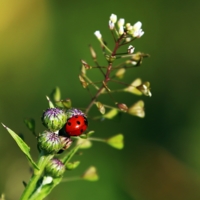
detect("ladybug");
top-left (65, 115), bottom-right (88, 136)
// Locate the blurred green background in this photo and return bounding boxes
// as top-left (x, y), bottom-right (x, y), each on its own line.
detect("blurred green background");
top-left (1, 0), bottom-right (200, 200)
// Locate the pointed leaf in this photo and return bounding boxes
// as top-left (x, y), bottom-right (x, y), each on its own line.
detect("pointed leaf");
top-left (107, 134), bottom-right (124, 149)
top-left (86, 130), bottom-right (95, 136)
top-left (50, 87), bottom-right (61, 102)
top-left (82, 166), bottom-right (99, 181)
top-left (2, 123), bottom-right (39, 170)
top-left (46, 96), bottom-right (54, 108)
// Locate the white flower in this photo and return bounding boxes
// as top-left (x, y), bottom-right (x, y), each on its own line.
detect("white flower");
top-left (132, 21), bottom-right (144, 38)
top-left (110, 14), bottom-right (117, 24)
top-left (118, 18), bottom-right (125, 27)
top-left (109, 20), bottom-right (115, 30)
top-left (118, 26), bottom-right (124, 35)
top-left (133, 21), bottom-right (142, 30)
top-left (94, 30), bottom-right (102, 39)
top-left (128, 45), bottom-right (135, 54)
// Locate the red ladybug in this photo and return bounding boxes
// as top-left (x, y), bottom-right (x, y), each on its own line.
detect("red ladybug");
top-left (65, 115), bottom-right (88, 136)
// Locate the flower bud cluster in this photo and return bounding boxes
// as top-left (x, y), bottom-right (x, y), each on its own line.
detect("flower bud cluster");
top-left (38, 108), bottom-right (72, 154)
top-left (95, 13), bottom-right (144, 40)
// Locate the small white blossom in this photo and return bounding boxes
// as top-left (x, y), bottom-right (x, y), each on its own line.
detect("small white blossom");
top-left (118, 26), bottom-right (124, 35)
top-left (133, 21), bottom-right (142, 30)
top-left (131, 61), bottom-right (137, 65)
top-left (132, 21), bottom-right (144, 38)
top-left (94, 30), bottom-right (102, 39)
top-left (128, 45), bottom-right (135, 54)
top-left (133, 29), bottom-right (144, 38)
top-left (109, 20), bottom-right (115, 30)
top-left (110, 14), bottom-right (117, 24)
top-left (118, 18), bottom-right (125, 27)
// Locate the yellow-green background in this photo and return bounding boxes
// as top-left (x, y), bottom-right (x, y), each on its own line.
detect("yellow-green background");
top-left (1, 0), bottom-right (200, 200)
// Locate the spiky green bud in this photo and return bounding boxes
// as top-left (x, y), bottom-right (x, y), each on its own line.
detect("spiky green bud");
top-left (45, 158), bottom-right (65, 177)
top-left (41, 108), bottom-right (67, 132)
top-left (38, 131), bottom-right (62, 154)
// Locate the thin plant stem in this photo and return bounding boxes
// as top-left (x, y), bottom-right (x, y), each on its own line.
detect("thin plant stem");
top-left (85, 34), bottom-right (125, 114)
top-left (62, 176), bottom-right (82, 182)
top-left (88, 137), bottom-right (106, 142)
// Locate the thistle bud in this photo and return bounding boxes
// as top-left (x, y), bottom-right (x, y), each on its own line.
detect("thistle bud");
top-left (59, 136), bottom-right (73, 150)
top-left (45, 158), bottom-right (65, 177)
top-left (41, 108), bottom-right (67, 132)
top-left (38, 131), bottom-right (62, 154)
top-left (66, 108), bottom-right (86, 119)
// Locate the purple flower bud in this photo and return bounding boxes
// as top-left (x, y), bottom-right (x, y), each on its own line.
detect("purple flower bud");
top-left (45, 158), bottom-right (65, 177)
top-left (66, 108), bottom-right (86, 119)
top-left (42, 108), bottom-right (67, 132)
top-left (38, 130), bottom-right (62, 154)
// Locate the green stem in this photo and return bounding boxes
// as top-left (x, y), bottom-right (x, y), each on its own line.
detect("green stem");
top-left (88, 137), bottom-right (106, 142)
top-left (62, 176), bottom-right (82, 182)
top-left (20, 154), bottom-right (53, 200)
top-left (99, 39), bottom-right (112, 54)
top-left (29, 177), bottom-right (62, 200)
top-left (30, 145), bottom-right (82, 199)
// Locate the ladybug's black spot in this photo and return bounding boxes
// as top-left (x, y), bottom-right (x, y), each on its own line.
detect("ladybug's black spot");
top-left (67, 122), bottom-right (71, 126)
top-left (75, 116), bottom-right (78, 118)
top-left (76, 120), bottom-right (81, 125)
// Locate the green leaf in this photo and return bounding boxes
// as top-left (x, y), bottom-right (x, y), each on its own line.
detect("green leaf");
top-left (103, 108), bottom-right (118, 119)
top-left (46, 96), bottom-right (54, 108)
top-left (65, 161), bottom-right (80, 170)
top-left (50, 87), bottom-right (61, 102)
top-left (106, 134), bottom-right (124, 149)
top-left (24, 118), bottom-right (36, 136)
top-left (76, 138), bottom-right (92, 149)
top-left (2, 123), bottom-right (39, 170)
top-left (82, 166), bottom-right (99, 181)
top-left (86, 130), bottom-right (95, 136)
top-left (61, 99), bottom-right (72, 109)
